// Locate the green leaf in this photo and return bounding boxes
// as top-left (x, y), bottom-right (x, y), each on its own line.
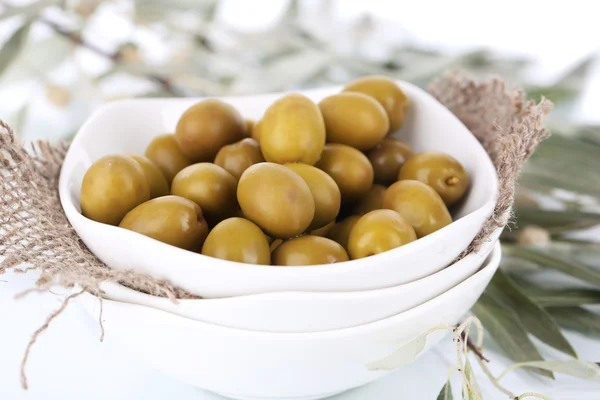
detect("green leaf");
top-left (528, 287), bottom-right (600, 307)
top-left (547, 307), bottom-right (600, 337)
top-left (436, 380), bottom-right (454, 400)
top-left (485, 270), bottom-right (577, 358)
top-left (513, 208), bottom-right (600, 233)
top-left (501, 360), bottom-right (600, 382)
top-left (472, 292), bottom-right (554, 379)
top-left (0, 21), bottom-right (32, 77)
top-left (463, 357), bottom-right (482, 400)
top-left (502, 244), bottom-right (600, 287)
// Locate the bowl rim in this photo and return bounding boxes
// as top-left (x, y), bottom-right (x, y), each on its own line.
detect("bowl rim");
top-left (59, 80), bottom-right (499, 273)
top-left (81, 241), bottom-right (502, 339)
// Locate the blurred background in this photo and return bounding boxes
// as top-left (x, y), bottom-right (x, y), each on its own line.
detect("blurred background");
top-left (0, 0), bottom-right (599, 142)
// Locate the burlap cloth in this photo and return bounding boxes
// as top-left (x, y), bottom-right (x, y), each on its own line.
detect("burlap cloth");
top-left (0, 70), bottom-right (552, 389)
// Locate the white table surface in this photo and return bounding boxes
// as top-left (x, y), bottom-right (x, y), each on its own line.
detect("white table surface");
top-left (1, 269), bottom-right (600, 400)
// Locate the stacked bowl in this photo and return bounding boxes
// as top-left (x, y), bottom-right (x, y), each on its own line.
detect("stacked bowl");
top-left (60, 80), bottom-right (502, 400)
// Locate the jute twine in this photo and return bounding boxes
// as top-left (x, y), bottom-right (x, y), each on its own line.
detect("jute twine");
top-left (0, 70), bottom-right (552, 389)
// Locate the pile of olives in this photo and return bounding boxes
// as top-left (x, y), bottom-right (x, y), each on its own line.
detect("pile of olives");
top-left (80, 75), bottom-right (469, 266)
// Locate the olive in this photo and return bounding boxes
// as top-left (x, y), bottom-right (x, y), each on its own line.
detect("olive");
top-left (310, 220), bottom-right (335, 237)
top-left (327, 215), bottom-right (360, 250)
top-left (214, 138), bottom-right (265, 181)
top-left (175, 99), bottom-right (246, 162)
top-left (347, 209), bottom-right (416, 259)
top-left (383, 180), bottom-right (452, 238)
top-left (80, 155), bottom-right (150, 226)
top-left (272, 236), bottom-right (349, 266)
top-left (244, 119), bottom-right (255, 137)
top-left (318, 92), bottom-right (389, 150)
top-left (201, 217), bottom-right (270, 265)
top-left (237, 162), bottom-right (315, 238)
top-left (352, 184), bottom-right (386, 215)
top-left (128, 154), bottom-right (170, 198)
top-left (171, 163), bottom-right (238, 224)
top-left (315, 143), bottom-right (374, 203)
top-left (284, 163), bottom-right (341, 230)
top-left (270, 238), bottom-right (283, 253)
top-left (366, 138), bottom-right (414, 184)
top-left (119, 195), bottom-right (208, 250)
top-left (260, 94), bottom-right (326, 165)
top-left (145, 134), bottom-right (192, 183)
top-left (398, 151), bottom-right (469, 206)
top-left (344, 75), bottom-right (409, 133)
top-left (251, 119), bottom-right (262, 142)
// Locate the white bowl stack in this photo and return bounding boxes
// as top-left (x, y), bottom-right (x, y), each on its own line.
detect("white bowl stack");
top-left (61, 82), bottom-right (502, 400)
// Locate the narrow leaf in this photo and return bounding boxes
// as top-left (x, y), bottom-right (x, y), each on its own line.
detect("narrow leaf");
top-left (366, 331), bottom-right (428, 371)
top-left (472, 292), bottom-right (554, 379)
top-left (0, 22), bottom-right (32, 77)
top-left (547, 307), bottom-right (600, 337)
top-left (463, 357), bottom-right (482, 400)
top-left (436, 380), bottom-right (454, 400)
top-left (485, 270), bottom-right (577, 358)
top-left (528, 287), bottom-right (600, 307)
top-left (513, 208), bottom-right (600, 232)
top-left (503, 360), bottom-right (600, 382)
top-left (502, 245), bottom-right (600, 287)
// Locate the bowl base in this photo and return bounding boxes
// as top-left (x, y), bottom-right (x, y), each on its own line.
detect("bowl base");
top-left (211, 389), bottom-right (347, 400)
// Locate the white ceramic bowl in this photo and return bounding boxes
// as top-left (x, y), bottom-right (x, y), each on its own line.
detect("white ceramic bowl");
top-left (59, 81), bottom-right (498, 298)
top-left (77, 242), bottom-right (501, 400)
top-left (99, 228), bottom-right (502, 333)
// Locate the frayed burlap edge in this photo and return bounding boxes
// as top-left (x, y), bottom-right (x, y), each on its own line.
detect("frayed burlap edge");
top-left (0, 69), bottom-right (552, 389)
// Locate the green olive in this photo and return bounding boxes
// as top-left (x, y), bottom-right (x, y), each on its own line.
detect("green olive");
top-left (318, 92), bottom-right (389, 150)
top-left (201, 218), bottom-right (270, 265)
top-left (327, 215), bottom-right (360, 250)
top-left (244, 119), bottom-right (255, 138)
top-left (272, 235), bottom-right (349, 266)
top-left (260, 93), bottom-right (326, 165)
top-left (366, 138), bottom-right (414, 184)
top-left (251, 119), bottom-right (262, 142)
top-left (145, 134), bottom-right (192, 183)
top-left (398, 151), bottom-right (469, 207)
top-left (214, 138), bottom-right (265, 181)
top-left (284, 163), bottom-right (341, 230)
top-left (171, 163), bottom-right (238, 224)
top-left (128, 154), bottom-right (170, 198)
top-left (383, 180), bottom-right (452, 238)
top-left (310, 220), bottom-right (335, 237)
top-left (270, 238), bottom-right (283, 253)
top-left (315, 143), bottom-right (374, 203)
top-left (347, 209), bottom-right (416, 259)
top-left (352, 184), bottom-right (386, 215)
top-left (237, 162), bottom-right (315, 238)
top-left (80, 154), bottom-right (150, 226)
top-left (175, 99), bottom-right (246, 162)
top-left (119, 195), bottom-right (208, 250)
top-left (344, 75), bottom-right (409, 133)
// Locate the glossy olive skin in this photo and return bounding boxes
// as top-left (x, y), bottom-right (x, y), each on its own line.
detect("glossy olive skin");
top-left (367, 138), bottom-right (414, 184)
top-left (327, 215), bottom-right (360, 250)
top-left (80, 155), bottom-right (150, 226)
top-left (201, 218), bottom-right (270, 265)
top-left (272, 235), bottom-right (349, 266)
top-left (171, 163), bottom-right (238, 224)
top-left (310, 220), bottom-right (335, 237)
top-left (215, 138), bottom-right (265, 181)
top-left (398, 151), bottom-right (469, 207)
top-left (260, 94), bottom-right (326, 165)
top-left (270, 238), bottom-right (283, 253)
top-left (244, 119), bottom-right (255, 138)
top-left (383, 180), bottom-right (452, 238)
top-left (175, 99), bottom-right (246, 162)
top-left (315, 144), bottom-right (374, 203)
top-left (145, 134), bottom-right (192, 183)
top-left (284, 163), bottom-right (341, 230)
top-left (237, 162), bottom-right (315, 238)
top-left (119, 195), bottom-right (208, 250)
top-left (129, 154), bottom-right (170, 198)
top-left (251, 119), bottom-right (262, 142)
top-left (344, 75), bottom-right (409, 133)
top-left (352, 184), bottom-right (386, 215)
top-left (347, 209), bottom-right (416, 260)
top-left (318, 92), bottom-right (389, 150)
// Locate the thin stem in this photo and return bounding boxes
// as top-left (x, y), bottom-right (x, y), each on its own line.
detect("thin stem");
top-left (473, 353), bottom-right (516, 398)
top-left (515, 393), bottom-right (552, 400)
top-left (37, 17), bottom-right (184, 96)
